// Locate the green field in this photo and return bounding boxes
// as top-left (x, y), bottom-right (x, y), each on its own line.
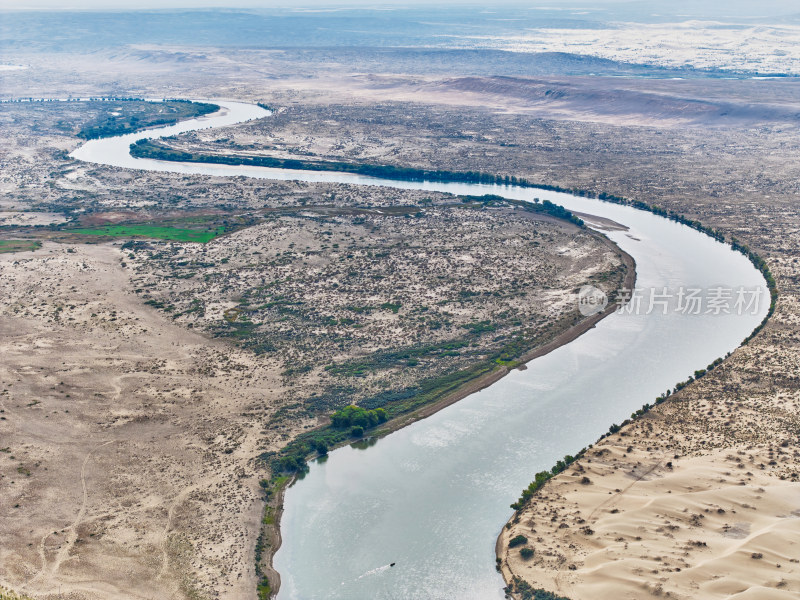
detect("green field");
top-left (0, 240), bottom-right (41, 253)
top-left (71, 224), bottom-right (224, 243)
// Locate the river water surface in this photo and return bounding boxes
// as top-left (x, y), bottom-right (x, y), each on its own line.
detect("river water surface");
top-left (71, 100), bottom-right (769, 600)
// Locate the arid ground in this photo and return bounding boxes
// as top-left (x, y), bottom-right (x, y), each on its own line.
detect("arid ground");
top-left (2, 20), bottom-right (800, 600)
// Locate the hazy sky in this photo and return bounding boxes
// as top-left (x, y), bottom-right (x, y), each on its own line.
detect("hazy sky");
top-left (0, 0), bottom-right (652, 9)
top-left (0, 0), bottom-right (797, 15)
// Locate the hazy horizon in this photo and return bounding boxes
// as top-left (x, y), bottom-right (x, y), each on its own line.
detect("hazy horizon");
top-left (1, 0), bottom-right (632, 8)
top-left (2, 0), bottom-right (799, 18)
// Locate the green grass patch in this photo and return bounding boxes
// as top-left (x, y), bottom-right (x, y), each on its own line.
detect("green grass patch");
top-left (71, 224), bottom-right (224, 243)
top-left (0, 240), bottom-right (41, 253)
top-left (262, 506), bottom-right (276, 525)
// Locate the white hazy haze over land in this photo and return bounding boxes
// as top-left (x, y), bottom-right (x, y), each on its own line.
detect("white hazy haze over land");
top-left (0, 0), bottom-right (800, 75)
top-left (2, 1), bottom-right (800, 74)
top-left (483, 22), bottom-right (800, 75)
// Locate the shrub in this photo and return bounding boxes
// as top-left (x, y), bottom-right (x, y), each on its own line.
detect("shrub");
top-left (331, 405), bottom-right (387, 428)
top-left (509, 534), bottom-right (528, 548)
top-left (520, 547), bottom-right (535, 559)
top-left (510, 577), bottom-right (571, 600)
top-left (350, 426), bottom-right (364, 438)
top-left (510, 452), bottom-right (585, 510)
top-left (256, 576), bottom-right (271, 600)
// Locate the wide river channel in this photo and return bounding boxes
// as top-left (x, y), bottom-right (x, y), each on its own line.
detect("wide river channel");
top-left (71, 100), bottom-right (769, 600)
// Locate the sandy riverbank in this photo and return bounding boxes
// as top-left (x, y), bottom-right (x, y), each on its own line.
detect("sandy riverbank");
top-left (498, 348), bottom-right (800, 600)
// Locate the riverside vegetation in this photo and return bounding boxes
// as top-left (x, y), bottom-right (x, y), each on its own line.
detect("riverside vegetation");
top-left (77, 98), bottom-right (217, 139)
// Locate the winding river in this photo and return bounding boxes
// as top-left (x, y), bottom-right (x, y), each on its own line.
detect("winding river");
top-left (71, 100), bottom-right (769, 600)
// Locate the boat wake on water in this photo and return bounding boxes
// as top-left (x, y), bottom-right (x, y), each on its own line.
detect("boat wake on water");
top-left (346, 563), bottom-right (395, 584)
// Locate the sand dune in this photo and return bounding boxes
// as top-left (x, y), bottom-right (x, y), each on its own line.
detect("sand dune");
top-left (500, 411), bottom-right (800, 600)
